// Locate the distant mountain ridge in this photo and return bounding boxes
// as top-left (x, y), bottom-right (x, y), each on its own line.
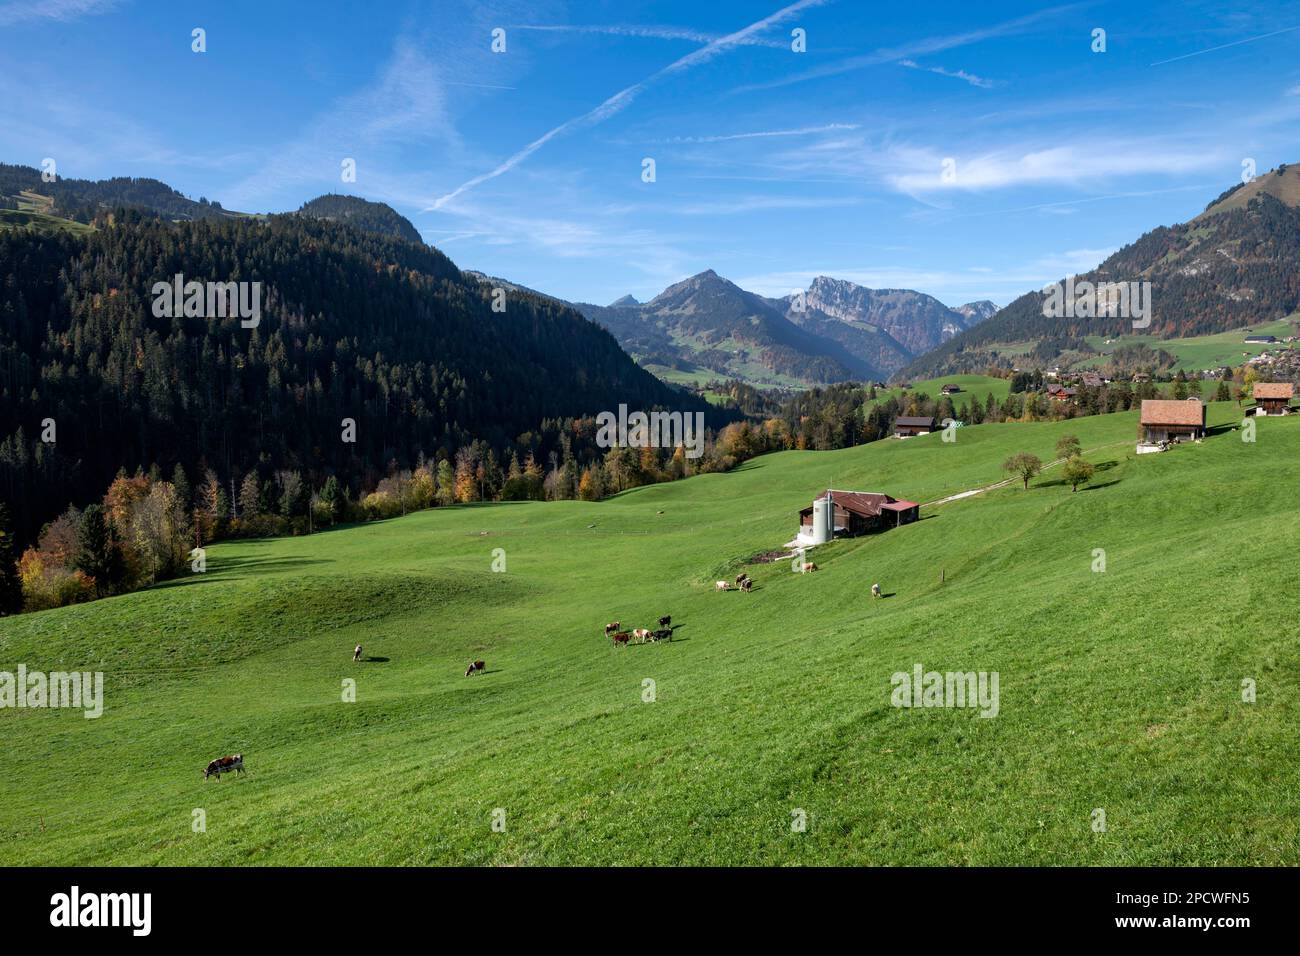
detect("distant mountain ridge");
top-left (902, 163), bottom-right (1300, 379)
top-left (572, 272), bottom-right (992, 387)
top-left (0, 162), bottom-right (238, 223)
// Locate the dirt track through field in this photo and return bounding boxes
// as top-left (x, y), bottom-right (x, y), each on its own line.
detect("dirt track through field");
top-left (922, 439), bottom-right (1132, 506)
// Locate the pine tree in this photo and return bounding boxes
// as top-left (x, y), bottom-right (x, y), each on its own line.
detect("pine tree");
top-left (319, 476), bottom-right (342, 526)
top-left (238, 471), bottom-right (262, 519)
top-left (75, 504), bottom-right (123, 596)
top-left (0, 503), bottom-right (23, 615)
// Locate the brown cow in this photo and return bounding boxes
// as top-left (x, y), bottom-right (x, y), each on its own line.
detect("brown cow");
top-left (735, 572), bottom-right (749, 585)
top-left (611, 631), bottom-right (631, 647)
top-left (604, 621), bottom-right (621, 636)
top-left (465, 660), bottom-right (485, 676)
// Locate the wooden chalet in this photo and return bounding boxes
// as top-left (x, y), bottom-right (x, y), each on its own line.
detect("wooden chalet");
top-left (1253, 382), bottom-right (1294, 415)
top-left (893, 415), bottom-right (935, 437)
top-left (1139, 399), bottom-right (1206, 443)
top-left (1046, 383), bottom-right (1077, 401)
top-left (798, 490), bottom-right (920, 537)
top-left (940, 383), bottom-right (962, 394)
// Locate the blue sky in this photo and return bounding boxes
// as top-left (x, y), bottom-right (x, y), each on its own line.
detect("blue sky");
top-left (4, 0), bottom-right (1300, 308)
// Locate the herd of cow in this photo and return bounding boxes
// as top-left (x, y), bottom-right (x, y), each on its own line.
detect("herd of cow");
top-left (604, 614), bottom-right (673, 647)
top-left (715, 571), bottom-right (757, 592)
top-left (208, 568), bottom-right (780, 778)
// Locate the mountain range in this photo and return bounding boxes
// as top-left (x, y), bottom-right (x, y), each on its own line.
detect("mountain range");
top-left (573, 273), bottom-right (994, 387)
top-left (903, 163), bottom-right (1300, 379)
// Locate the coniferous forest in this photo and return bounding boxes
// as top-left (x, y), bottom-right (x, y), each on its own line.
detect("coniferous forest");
top-left (0, 205), bottom-right (720, 567)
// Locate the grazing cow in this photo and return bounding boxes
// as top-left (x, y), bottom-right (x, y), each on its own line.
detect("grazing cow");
top-left (604, 621), bottom-right (621, 636)
top-left (740, 578), bottom-right (753, 592)
top-left (658, 615), bottom-right (671, 628)
top-left (871, 583), bottom-right (881, 599)
top-left (652, 629), bottom-right (672, 642)
top-left (465, 660), bottom-right (486, 676)
top-left (633, 628), bottom-right (652, 643)
top-left (611, 631), bottom-right (631, 647)
top-left (203, 754), bottom-right (244, 781)
top-left (801, 562), bottom-right (818, 573)
top-left (715, 581), bottom-right (730, 591)
top-left (353, 644), bottom-right (363, 662)
top-left (735, 572), bottom-right (749, 586)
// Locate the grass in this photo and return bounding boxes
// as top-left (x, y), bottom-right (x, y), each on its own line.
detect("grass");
top-left (2, 402), bottom-right (1297, 865)
top-left (1080, 317), bottom-right (1298, 373)
top-left (871, 374), bottom-right (1011, 412)
top-left (0, 207), bottom-right (94, 236)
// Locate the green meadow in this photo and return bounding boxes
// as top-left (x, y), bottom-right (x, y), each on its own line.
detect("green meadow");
top-left (2, 402), bottom-right (1297, 865)
top-left (1081, 317), bottom-right (1298, 373)
top-left (871, 374), bottom-right (1011, 410)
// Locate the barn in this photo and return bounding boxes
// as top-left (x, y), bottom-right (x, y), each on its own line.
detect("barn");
top-left (1138, 398), bottom-right (1206, 450)
top-left (893, 415), bottom-right (935, 437)
top-left (797, 489), bottom-right (919, 545)
top-left (1253, 382), bottom-right (1293, 416)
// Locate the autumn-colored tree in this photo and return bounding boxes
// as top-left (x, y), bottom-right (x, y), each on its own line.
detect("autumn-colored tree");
top-left (578, 464), bottom-right (605, 501)
top-left (1002, 452), bottom-right (1042, 491)
top-left (103, 472), bottom-right (151, 533)
top-left (454, 447), bottom-right (480, 503)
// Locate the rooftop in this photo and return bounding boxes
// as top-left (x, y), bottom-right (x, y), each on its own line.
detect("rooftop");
top-left (1139, 399), bottom-right (1206, 427)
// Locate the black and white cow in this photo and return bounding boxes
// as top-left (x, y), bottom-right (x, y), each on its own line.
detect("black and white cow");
top-left (203, 754), bottom-right (245, 781)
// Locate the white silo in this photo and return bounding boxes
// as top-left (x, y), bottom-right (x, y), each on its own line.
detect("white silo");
top-left (810, 492), bottom-right (833, 544)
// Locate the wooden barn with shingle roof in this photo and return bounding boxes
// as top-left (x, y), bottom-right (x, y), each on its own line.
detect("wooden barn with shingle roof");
top-left (1139, 399), bottom-right (1206, 444)
top-left (1252, 382), bottom-right (1293, 416)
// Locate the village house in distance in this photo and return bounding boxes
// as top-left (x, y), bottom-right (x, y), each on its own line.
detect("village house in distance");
top-left (795, 489), bottom-right (920, 547)
top-left (1252, 382), bottom-right (1294, 416)
top-left (1137, 398), bottom-right (1206, 453)
top-left (893, 415), bottom-right (935, 437)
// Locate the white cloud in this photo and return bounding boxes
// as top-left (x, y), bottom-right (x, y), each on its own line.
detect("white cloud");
top-left (653, 123), bottom-right (859, 144)
top-left (222, 38), bottom-right (460, 210)
top-left (887, 144), bottom-right (1230, 194)
top-left (731, 3), bottom-right (1077, 94)
top-left (899, 59), bottom-right (996, 89)
top-left (0, 0), bottom-right (118, 26)
top-left (508, 23), bottom-right (786, 49)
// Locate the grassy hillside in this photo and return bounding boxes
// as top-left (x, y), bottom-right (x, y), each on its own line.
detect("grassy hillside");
top-left (2, 402), bottom-right (1297, 865)
top-left (873, 373), bottom-right (1011, 410)
top-left (1081, 317), bottom-right (1297, 373)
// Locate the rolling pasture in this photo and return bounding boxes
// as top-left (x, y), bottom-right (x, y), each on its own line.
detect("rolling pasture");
top-left (1, 403), bottom-right (1297, 865)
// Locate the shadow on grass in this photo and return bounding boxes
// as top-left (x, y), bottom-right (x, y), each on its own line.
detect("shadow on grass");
top-left (1079, 480), bottom-right (1121, 492)
top-left (149, 556), bottom-right (330, 589)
